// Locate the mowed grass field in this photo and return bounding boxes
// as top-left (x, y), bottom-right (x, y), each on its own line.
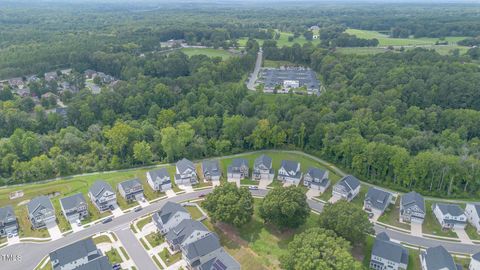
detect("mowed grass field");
top-left (180, 48), bottom-right (235, 60)
top-left (238, 31), bottom-right (321, 48)
top-left (0, 150), bottom-right (339, 238)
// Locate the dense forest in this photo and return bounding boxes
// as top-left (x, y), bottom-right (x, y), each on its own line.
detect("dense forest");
top-left (1, 1), bottom-right (480, 199)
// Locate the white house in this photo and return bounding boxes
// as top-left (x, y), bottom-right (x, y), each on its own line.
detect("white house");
top-left (277, 160), bottom-right (302, 185)
top-left (174, 158), bottom-right (198, 185)
top-left (147, 168), bottom-right (172, 191)
top-left (49, 237), bottom-right (109, 270)
top-left (421, 245), bottom-right (461, 270)
top-left (303, 167), bottom-right (330, 193)
top-left (332, 175), bottom-right (360, 202)
top-left (364, 187), bottom-right (394, 217)
top-left (227, 158), bottom-right (249, 181)
top-left (88, 180), bottom-right (117, 212)
top-left (432, 203), bottom-right (467, 230)
top-left (399, 191), bottom-right (425, 224)
top-left (253, 155), bottom-right (274, 181)
top-left (466, 203), bottom-right (480, 233)
top-left (152, 202), bottom-right (191, 235)
top-left (470, 252), bottom-right (480, 270)
top-left (370, 232), bottom-right (408, 270)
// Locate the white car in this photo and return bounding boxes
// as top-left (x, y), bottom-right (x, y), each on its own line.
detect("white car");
top-left (248, 186), bottom-right (259, 190)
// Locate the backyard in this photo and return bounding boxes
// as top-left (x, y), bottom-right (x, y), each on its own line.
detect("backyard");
top-left (180, 48), bottom-right (235, 60)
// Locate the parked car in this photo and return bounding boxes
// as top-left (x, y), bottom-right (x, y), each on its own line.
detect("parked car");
top-left (249, 186), bottom-right (259, 190)
top-left (199, 194), bottom-right (206, 198)
top-left (134, 206), bottom-right (142, 212)
top-left (102, 217), bottom-right (113, 224)
top-left (113, 263), bottom-right (121, 270)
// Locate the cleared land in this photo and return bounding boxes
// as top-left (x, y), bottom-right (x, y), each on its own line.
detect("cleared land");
top-left (180, 48), bottom-right (235, 59)
top-left (238, 31), bottom-right (321, 47)
top-left (345, 29), bottom-right (467, 46)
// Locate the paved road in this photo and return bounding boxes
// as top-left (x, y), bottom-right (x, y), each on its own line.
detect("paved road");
top-left (115, 226), bottom-right (157, 270)
top-left (246, 48), bottom-right (263, 90)
top-left (2, 188), bottom-right (479, 270)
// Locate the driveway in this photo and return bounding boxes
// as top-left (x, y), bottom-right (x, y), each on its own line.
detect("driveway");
top-left (179, 185), bottom-right (194, 193)
top-left (227, 178), bottom-right (240, 187)
top-left (165, 189), bottom-right (176, 198)
top-left (70, 221), bottom-right (83, 233)
top-left (328, 195), bottom-right (342, 204)
top-left (411, 222), bottom-right (422, 237)
top-left (138, 197), bottom-right (150, 208)
top-left (306, 189), bottom-right (320, 199)
top-left (453, 228), bottom-right (473, 244)
top-left (115, 226), bottom-right (158, 270)
top-left (7, 235), bottom-right (20, 245)
top-left (258, 178), bottom-right (272, 189)
top-left (45, 221), bottom-right (62, 240)
top-left (111, 204), bottom-right (124, 217)
top-left (212, 180), bottom-right (221, 187)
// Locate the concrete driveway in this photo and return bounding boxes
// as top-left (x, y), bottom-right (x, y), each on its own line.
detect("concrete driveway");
top-left (111, 204), bottom-right (124, 217)
top-left (165, 189), bottom-right (176, 198)
top-left (453, 228), bottom-right (473, 244)
top-left (70, 221), bottom-right (83, 233)
top-left (410, 222), bottom-right (422, 237)
top-left (306, 189), bottom-right (320, 199)
top-left (328, 195), bottom-right (342, 204)
top-left (179, 185), bottom-right (194, 193)
top-left (227, 178), bottom-right (240, 187)
top-left (45, 221), bottom-right (62, 240)
top-left (138, 197), bottom-right (150, 208)
top-left (258, 178), bottom-right (272, 189)
top-left (212, 180), bottom-right (221, 187)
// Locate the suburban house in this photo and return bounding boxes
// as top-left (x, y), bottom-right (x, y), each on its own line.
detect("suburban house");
top-left (165, 219), bottom-right (211, 251)
top-left (175, 158), bottom-right (198, 185)
top-left (181, 233), bottom-right (223, 269)
top-left (252, 155), bottom-right (274, 181)
top-left (198, 248), bottom-right (241, 270)
top-left (88, 180), bottom-right (117, 212)
top-left (84, 69), bottom-right (97, 79)
top-left (202, 160), bottom-right (221, 181)
top-left (432, 203), bottom-right (467, 230)
top-left (303, 167), bottom-right (330, 192)
top-left (8, 77), bottom-right (24, 89)
top-left (400, 191), bottom-right (426, 224)
top-left (27, 195), bottom-right (56, 229)
top-left (147, 168), bottom-right (172, 191)
top-left (421, 245), bottom-right (462, 270)
top-left (0, 205), bottom-right (18, 237)
top-left (370, 232), bottom-right (408, 270)
top-left (44, 71), bottom-right (59, 82)
top-left (364, 187), bottom-right (394, 217)
top-left (332, 175), bottom-right (361, 202)
top-left (49, 237), bottom-right (110, 270)
top-left (117, 178), bottom-right (144, 201)
top-left (470, 252), bottom-right (480, 270)
top-left (74, 256), bottom-right (111, 270)
top-left (152, 202), bottom-right (191, 234)
top-left (59, 193), bottom-right (88, 223)
top-left (227, 158), bottom-right (249, 181)
top-left (277, 160), bottom-right (302, 185)
top-left (466, 203), bottom-right (480, 233)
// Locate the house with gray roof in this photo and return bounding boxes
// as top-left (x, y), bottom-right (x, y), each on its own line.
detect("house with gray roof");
top-left (202, 160), bottom-right (221, 181)
top-left (277, 160), bottom-right (302, 185)
top-left (253, 154), bottom-right (274, 181)
top-left (88, 180), bottom-right (116, 212)
top-left (466, 203), bottom-right (480, 233)
top-left (175, 158), bottom-right (198, 185)
top-left (199, 248), bottom-right (241, 270)
top-left (303, 167), bottom-right (330, 193)
top-left (332, 175), bottom-right (361, 202)
top-left (364, 187), bottom-right (394, 217)
top-left (0, 205), bottom-right (18, 237)
top-left (370, 232), bottom-right (408, 270)
top-left (400, 191), bottom-right (425, 224)
top-left (44, 71), bottom-right (59, 82)
top-left (147, 168), bottom-right (172, 191)
top-left (421, 245), bottom-right (462, 270)
top-left (227, 158), bottom-right (249, 181)
top-left (152, 202), bottom-right (191, 234)
top-left (27, 195), bottom-right (56, 229)
top-left (181, 233), bottom-right (222, 269)
top-left (165, 219), bottom-right (210, 251)
top-left (470, 252), bottom-right (480, 270)
top-left (432, 203), bottom-right (467, 230)
top-left (117, 178), bottom-right (144, 201)
top-left (49, 237), bottom-right (104, 270)
top-left (59, 193), bottom-right (88, 223)
top-left (74, 256), bottom-right (111, 270)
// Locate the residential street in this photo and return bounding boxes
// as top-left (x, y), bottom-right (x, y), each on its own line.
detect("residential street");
top-left (246, 48), bottom-right (263, 90)
top-left (115, 226), bottom-right (157, 270)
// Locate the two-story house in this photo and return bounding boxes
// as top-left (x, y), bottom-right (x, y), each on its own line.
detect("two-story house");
top-left (165, 219), bottom-right (211, 252)
top-left (152, 202), bottom-right (192, 234)
top-left (49, 237), bottom-right (110, 270)
top-left (181, 233), bottom-right (223, 269)
top-left (252, 155), bottom-right (274, 181)
top-left (175, 158), bottom-right (198, 185)
top-left (227, 158), bottom-right (249, 181)
top-left (303, 167), bottom-right (330, 193)
top-left (370, 232), bottom-right (408, 270)
top-left (277, 160), bottom-right (302, 185)
top-left (332, 175), bottom-right (361, 202)
top-left (466, 203), bottom-right (480, 233)
top-left (364, 187), bottom-right (394, 217)
top-left (147, 168), bottom-right (172, 192)
top-left (198, 248), bottom-right (241, 270)
top-left (432, 203), bottom-right (467, 230)
top-left (27, 195), bottom-right (56, 229)
top-left (202, 160), bottom-right (221, 181)
top-left (0, 206), bottom-right (18, 237)
top-left (59, 193), bottom-right (89, 223)
top-left (421, 245), bottom-right (462, 270)
top-left (88, 181), bottom-right (117, 212)
top-left (118, 178), bottom-right (144, 201)
top-left (399, 191), bottom-right (425, 224)
top-left (470, 252), bottom-right (480, 270)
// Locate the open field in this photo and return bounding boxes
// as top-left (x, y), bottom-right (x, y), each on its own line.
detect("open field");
top-left (180, 48), bottom-right (235, 59)
top-left (345, 29), bottom-right (467, 46)
top-left (335, 45), bottom-right (469, 56)
top-left (238, 30), bottom-right (321, 48)
top-left (263, 60), bottom-right (296, 68)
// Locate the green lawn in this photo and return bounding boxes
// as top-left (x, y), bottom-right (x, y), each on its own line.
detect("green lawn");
top-left (422, 201), bottom-right (458, 238)
top-left (16, 206), bottom-right (50, 238)
top-left (152, 255), bottom-right (163, 269)
top-left (145, 232), bottom-right (164, 248)
top-left (185, 205), bottom-right (204, 220)
top-left (106, 248), bottom-right (123, 264)
top-left (240, 179), bottom-right (258, 186)
top-left (93, 235), bottom-right (111, 244)
top-left (159, 248), bottom-right (182, 266)
top-left (52, 199), bottom-right (71, 232)
top-left (350, 186), bottom-right (368, 208)
top-left (238, 30), bottom-right (321, 48)
top-left (81, 202), bottom-right (110, 225)
top-left (119, 246), bottom-right (130, 260)
top-left (263, 60), bottom-right (295, 68)
top-left (465, 223), bottom-right (480, 241)
top-left (136, 215), bottom-right (152, 231)
top-left (377, 198), bottom-right (411, 230)
top-left (407, 248), bottom-right (422, 270)
top-left (180, 48), bottom-right (234, 60)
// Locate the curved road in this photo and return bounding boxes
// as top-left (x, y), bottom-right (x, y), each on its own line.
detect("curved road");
top-left (1, 188), bottom-right (479, 270)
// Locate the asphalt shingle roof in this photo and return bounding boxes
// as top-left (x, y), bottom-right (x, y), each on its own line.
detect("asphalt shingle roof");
top-left (147, 168), bottom-right (171, 184)
top-left (60, 193), bottom-right (86, 211)
top-left (156, 202), bottom-right (189, 224)
top-left (401, 191), bottom-right (425, 213)
top-left (0, 205), bottom-right (16, 223)
top-left (89, 180), bottom-right (114, 199)
top-left (202, 160), bottom-right (221, 177)
top-left (199, 248), bottom-right (241, 270)
top-left (423, 246), bottom-right (459, 270)
top-left (254, 155), bottom-right (272, 168)
top-left (184, 233), bottom-right (221, 261)
top-left (74, 256), bottom-right (111, 270)
top-left (435, 203), bottom-right (465, 217)
top-left (227, 158), bottom-right (248, 173)
top-left (118, 178), bottom-right (143, 192)
top-left (27, 196), bottom-right (54, 215)
top-left (365, 187), bottom-right (392, 211)
top-left (49, 238), bottom-right (98, 269)
top-left (176, 158), bottom-right (195, 174)
top-left (371, 232), bottom-right (408, 265)
top-left (166, 219), bottom-right (209, 246)
top-left (337, 175), bottom-right (360, 192)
